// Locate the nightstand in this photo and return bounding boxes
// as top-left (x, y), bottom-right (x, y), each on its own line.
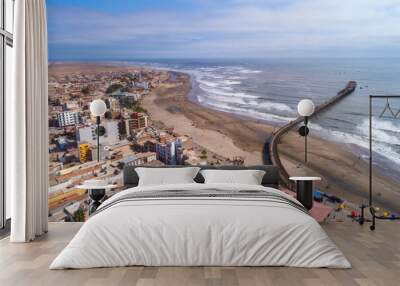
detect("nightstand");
top-left (289, 177), bottom-right (321, 210)
top-left (77, 182), bottom-right (117, 215)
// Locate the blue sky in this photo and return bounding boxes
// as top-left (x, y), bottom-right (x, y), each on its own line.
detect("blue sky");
top-left (47, 0), bottom-right (400, 60)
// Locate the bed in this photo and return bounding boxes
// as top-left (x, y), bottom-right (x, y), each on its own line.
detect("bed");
top-left (50, 165), bottom-right (350, 269)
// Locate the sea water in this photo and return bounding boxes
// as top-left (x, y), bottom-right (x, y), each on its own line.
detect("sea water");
top-left (128, 58), bottom-right (400, 179)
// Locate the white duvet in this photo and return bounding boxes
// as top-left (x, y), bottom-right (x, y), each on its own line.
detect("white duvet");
top-left (50, 183), bottom-right (351, 269)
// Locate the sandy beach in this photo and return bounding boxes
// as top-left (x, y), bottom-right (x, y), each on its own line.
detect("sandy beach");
top-left (142, 71), bottom-right (400, 211)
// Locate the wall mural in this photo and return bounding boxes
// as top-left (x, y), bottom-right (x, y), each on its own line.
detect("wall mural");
top-left (47, 3), bottom-right (400, 222)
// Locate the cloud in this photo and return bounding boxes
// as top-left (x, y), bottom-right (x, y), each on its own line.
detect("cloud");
top-left (47, 0), bottom-right (400, 59)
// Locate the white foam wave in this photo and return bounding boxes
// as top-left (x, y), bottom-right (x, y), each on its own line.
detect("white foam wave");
top-left (229, 76), bottom-right (247, 80)
top-left (311, 122), bottom-right (400, 166)
top-left (197, 79), bottom-right (220, 88)
top-left (203, 74), bottom-right (224, 79)
top-left (199, 85), bottom-right (257, 99)
top-left (239, 69), bottom-right (263, 74)
top-left (250, 101), bottom-right (294, 113)
top-left (198, 91), bottom-right (248, 105)
top-left (201, 99), bottom-right (294, 123)
top-left (358, 118), bottom-right (400, 145)
top-left (311, 123), bottom-right (368, 148)
top-left (196, 79), bottom-right (239, 91)
top-left (370, 117), bottom-right (400, 133)
top-left (219, 80), bottom-right (241, 85)
top-left (198, 67), bottom-right (220, 72)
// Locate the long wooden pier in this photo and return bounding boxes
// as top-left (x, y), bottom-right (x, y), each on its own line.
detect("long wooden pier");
top-left (268, 81), bottom-right (357, 189)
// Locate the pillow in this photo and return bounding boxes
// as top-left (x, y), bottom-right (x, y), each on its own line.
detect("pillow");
top-left (136, 167), bottom-right (201, 186)
top-left (200, 169), bottom-right (266, 185)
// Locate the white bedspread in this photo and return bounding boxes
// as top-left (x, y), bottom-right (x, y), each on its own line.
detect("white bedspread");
top-left (50, 183), bottom-right (351, 269)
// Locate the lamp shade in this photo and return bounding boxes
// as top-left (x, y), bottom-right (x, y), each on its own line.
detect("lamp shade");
top-left (297, 99), bottom-right (315, 117)
top-left (90, 99), bottom-right (107, 117)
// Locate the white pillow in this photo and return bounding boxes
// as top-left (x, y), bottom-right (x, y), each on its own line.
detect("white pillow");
top-left (136, 167), bottom-right (201, 186)
top-left (200, 169), bottom-right (266, 185)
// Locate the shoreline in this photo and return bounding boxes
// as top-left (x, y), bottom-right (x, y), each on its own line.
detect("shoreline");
top-left (142, 71), bottom-right (400, 211)
top-left (185, 71), bottom-right (289, 129)
top-left (186, 69), bottom-right (398, 181)
top-left (143, 73), bottom-right (269, 165)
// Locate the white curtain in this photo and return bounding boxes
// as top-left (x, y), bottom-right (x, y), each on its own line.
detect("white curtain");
top-left (8, 0), bottom-right (49, 242)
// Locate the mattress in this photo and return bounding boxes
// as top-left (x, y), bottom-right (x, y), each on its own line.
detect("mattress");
top-left (50, 183), bottom-right (351, 269)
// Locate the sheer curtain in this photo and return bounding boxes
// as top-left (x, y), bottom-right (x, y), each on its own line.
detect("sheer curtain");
top-left (8, 0), bottom-right (49, 242)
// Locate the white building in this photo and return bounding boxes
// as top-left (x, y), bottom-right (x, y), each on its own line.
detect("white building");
top-left (123, 92), bottom-right (141, 101)
top-left (57, 111), bottom-right (81, 127)
top-left (135, 81), bottom-right (149, 90)
top-left (108, 97), bottom-right (120, 112)
top-left (76, 120), bottom-right (120, 146)
top-left (64, 101), bottom-right (80, 110)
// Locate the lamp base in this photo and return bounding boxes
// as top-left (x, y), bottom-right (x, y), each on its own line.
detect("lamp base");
top-left (88, 189), bottom-right (106, 215)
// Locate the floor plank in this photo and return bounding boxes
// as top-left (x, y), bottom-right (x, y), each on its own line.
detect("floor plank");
top-left (0, 221), bottom-right (399, 286)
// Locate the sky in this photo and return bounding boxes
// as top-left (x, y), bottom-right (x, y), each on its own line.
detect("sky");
top-left (47, 0), bottom-right (400, 60)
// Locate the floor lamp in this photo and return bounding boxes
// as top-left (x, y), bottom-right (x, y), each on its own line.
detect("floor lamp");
top-left (297, 99), bottom-right (315, 163)
top-left (90, 99), bottom-right (107, 162)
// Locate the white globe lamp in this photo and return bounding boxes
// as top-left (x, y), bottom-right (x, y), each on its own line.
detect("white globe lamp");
top-left (297, 99), bottom-right (315, 163)
top-left (90, 99), bottom-right (107, 162)
top-left (90, 99), bottom-right (107, 117)
top-left (297, 99), bottom-right (315, 117)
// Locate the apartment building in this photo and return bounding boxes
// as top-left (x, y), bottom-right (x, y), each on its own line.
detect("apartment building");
top-left (57, 111), bottom-right (81, 127)
top-left (125, 112), bottom-right (148, 136)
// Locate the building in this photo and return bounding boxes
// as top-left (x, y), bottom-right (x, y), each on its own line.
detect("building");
top-left (76, 120), bottom-right (120, 146)
top-left (156, 137), bottom-right (183, 165)
top-left (108, 97), bottom-right (120, 112)
top-left (59, 153), bottom-right (77, 164)
top-left (79, 143), bottom-right (92, 163)
top-left (134, 139), bottom-right (157, 153)
top-left (57, 111), bottom-right (81, 127)
top-left (91, 145), bottom-right (111, 162)
top-left (125, 112), bottom-right (148, 136)
top-left (122, 152), bottom-right (157, 167)
top-left (123, 92), bottom-right (141, 101)
top-left (63, 101), bottom-right (80, 111)
top-left (134, 81), bottom-right (149, 90)
top-left (120, 93), bottom-right (140, 107)
top-left (144, 140), bottom-right (157, 152)
top-left (56, 136), bottom-right (76, 151)
top-left (118, 120), bottom-right (126, 138)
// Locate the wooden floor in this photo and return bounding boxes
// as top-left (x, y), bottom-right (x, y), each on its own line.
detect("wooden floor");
top-left (0, 220), bottom-right (399, 286)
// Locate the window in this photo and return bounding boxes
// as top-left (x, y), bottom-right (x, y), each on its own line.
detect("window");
top-left (0, 0), bottom-right (14, 230)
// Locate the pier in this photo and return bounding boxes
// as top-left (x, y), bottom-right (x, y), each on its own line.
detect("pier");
top-left (268, 81), bottom-right (357, 189)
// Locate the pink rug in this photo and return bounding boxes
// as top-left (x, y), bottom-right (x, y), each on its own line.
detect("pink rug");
top-left (280, 188), bottom-right (333, 223)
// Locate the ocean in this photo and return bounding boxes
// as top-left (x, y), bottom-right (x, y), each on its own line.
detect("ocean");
top-left (126, 58), bottom-right (400, 178)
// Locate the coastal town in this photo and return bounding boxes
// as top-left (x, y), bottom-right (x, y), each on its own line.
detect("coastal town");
top-left (48, 63), bottom-right (244, 222)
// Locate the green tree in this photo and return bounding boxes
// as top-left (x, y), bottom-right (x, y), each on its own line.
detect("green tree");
top-left (106, 83), bottom-right (124, 94)
top-left (73, 208), bottom-right (85, 222)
